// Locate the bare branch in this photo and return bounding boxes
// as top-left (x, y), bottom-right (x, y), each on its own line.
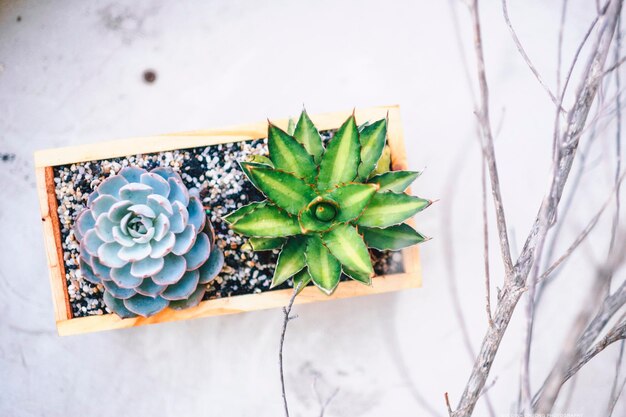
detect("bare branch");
top-left (541, 10), bottom-right (606, 272)
top-left (609, 15), bottom-right (623, 259)
top-left (609, 370), bottom-right (626, 416)
top-left (557, 0), bottom-right (569, 97)
top-left (481, 154), bottom-right (494, 328)
top-left (608, 340), bottom-right (626, 416)
top-left (472, 0), bottom-right (515, 281)
top-left (604, 54), bottom-right (626, 77)
top-left (566, 315), bottom-right (626, 381)
top-left (279, 282), bottom-right (302, 417)
top-left (533, 247), bottom-right (626, 409)
top-left (451, 1), bottom-right (624, 415)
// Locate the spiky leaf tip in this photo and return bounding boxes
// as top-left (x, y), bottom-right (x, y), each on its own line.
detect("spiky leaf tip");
top-left (268, 123), bottom-right (317, 182)
top-left (222, 201), bottom-right (267, 225)
top-left (305, 234), bottom-right (341, 294)
top-left (316, 114), bottom-right (360, 191)
top-left (294, 109), bottom-right (324, 163)
top-left (357, 191), bottom-right (431, 228)
top-left (357, 119), bottom-right (387, 181)
top-left (323, 224), bottom-right (373, 284)
top-left (360, 223), bottom-right (427, 251)
top-left (368, 170), bottom-right (421, 193)
top-left (239, 161), bottom-right (271, 190)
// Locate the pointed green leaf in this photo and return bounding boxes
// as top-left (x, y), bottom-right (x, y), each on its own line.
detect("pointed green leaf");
top-left (357, 119), bottom-right (387, 180)
top-left (317, 115), bottom-right (360, 190)
top-left (240, 161), bottom-right (270, 190)
top-left (230, 204), bottom-right (301, 237)
top-left (294, 109), bottom-right (324, 163)
top-left (323, 224), bottom-right (373, 284)
top-left (368, 170), bottom-right (421, 192)
top-left (293, 267), bottom-right (312, 293)
top-left (357, 191), bottom-right (431, 228)
top-left (371, 145), bottom-right (391, 177)
top-left (287, 118), bottom-right (295, 136)
top-left (271, 237), bottom-right (308, 288)
top-left (360, 223), bottom-right (427, 250)
top-left (223, 201), bottom-right (267, 224)
top-left (305, 234), bottom-right (341, 294)
top-left (325, 183), bottom-right (378, 223)
top-left (268, 123), bottom-right (317, 182)
top-left (343, 265), bottom-right (372, 285)
top-left (246, 166), bottom-right (318, 215)
top-left (248, 236), bottom-right (286, 251)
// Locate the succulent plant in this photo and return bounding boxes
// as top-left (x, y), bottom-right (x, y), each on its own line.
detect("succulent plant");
top-left (73, 167), bottom-right (224, 318)
top-left (225, 109), bottom-right (430, 295)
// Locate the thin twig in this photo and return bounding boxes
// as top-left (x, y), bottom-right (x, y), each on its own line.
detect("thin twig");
top-left (608, 340), bottom-right (626, 415)
top-left (478, 377), bottom-right (498, 399)
top-left (440, 140), bottom-right (497, 417)
top-left (604, 54), bottom-right (626, 76)
top-left (279, 282), bottom-right (302, 417)
top-left (443, 3), bottom-right (499, 415)
top-left (565, 313), bottom-right (626, 383)
top-left (535, 265), bottom-right (616, 414)
top-left (608, 372), bottom-right (626, 416)
top-left (561, 373), bottom-right (578, 414)
top-left (536, 171), bottom-right (626, 285)
top-left (481, 152), bottom-right (494, 328)
top-left (313, 378), bottom-right (339, 417)
top-left (445, 392), bottom-right (453, 417)
top-left (610, 15), bottom-right (623, 259)
top-left (533, 241), bottom-right (626, 409)
top-left (501, 0), bottom-right (565, 112)
top-left (472, 0), bottom-right (515, 281)
top-left (540, 11), bottom-right (606, 280)
top-left (557, 0), bottom-right (569, 97)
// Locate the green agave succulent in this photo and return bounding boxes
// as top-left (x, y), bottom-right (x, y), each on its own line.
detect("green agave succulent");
top-left (74, 167), bottom-right (224, 318)
top-left (224, 109), bottom-right (431, 295)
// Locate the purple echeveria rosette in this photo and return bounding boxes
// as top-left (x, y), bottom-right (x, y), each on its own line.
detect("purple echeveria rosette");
top-left (73, 167), bottom-right (224, 318)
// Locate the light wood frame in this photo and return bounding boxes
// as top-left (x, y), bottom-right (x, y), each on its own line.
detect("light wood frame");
top-left (35, 105), bottom-right (421, 336)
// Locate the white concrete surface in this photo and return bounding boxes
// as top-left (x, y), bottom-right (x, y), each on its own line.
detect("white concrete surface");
top-left (0, 1), bottom-right (624, 416)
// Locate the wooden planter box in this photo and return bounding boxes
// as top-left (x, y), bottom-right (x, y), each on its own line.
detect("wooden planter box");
top-left (35, 105), bottom-right (422, 336)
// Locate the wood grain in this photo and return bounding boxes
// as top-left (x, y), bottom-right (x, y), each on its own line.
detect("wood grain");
top-left (35, 166), bottom-right (72, 322)
top-left (57, 271), bottom-right (419, 336)
top-left (34, 105), bottom-right (423, 335)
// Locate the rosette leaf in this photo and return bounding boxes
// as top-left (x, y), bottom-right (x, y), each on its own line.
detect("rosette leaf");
top-left (226, 109), bottom-right (432, 295)
top-left (73, 167), bottom-right (224, 318)
top-left (368, 170), bottom-right (421, 193)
